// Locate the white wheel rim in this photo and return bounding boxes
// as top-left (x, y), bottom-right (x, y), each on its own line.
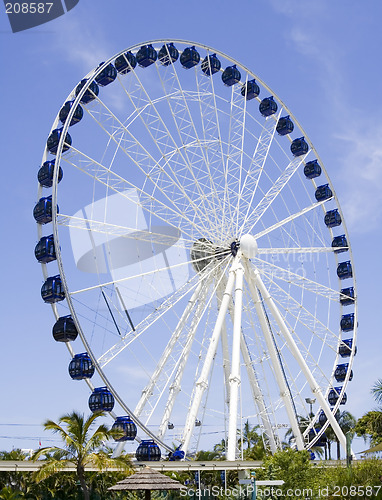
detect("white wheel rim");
top-left (36, 39), bottom-right (357, 457)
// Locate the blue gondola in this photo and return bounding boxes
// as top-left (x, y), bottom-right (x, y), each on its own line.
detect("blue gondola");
top-left (337, 261), bottom-right (353, 280)
top-left (276, 115), bottom-right (294, 136)
top-left (221, 65), bottom-right (241, 86)
top-left (168, 446), bottom-right (185, 461)
top-left (112, 416), bottom-right (137, 442)
top-left (68, 353), bottom-right (95, 380)
top-left (35, 235), bottom-right (56, 263)
top-left (33, 196), bottom-right (58, 224)
top-left (341, 313), bottom-right (355, 332)
top-left (38, 160), bottom-right (63, 188)
top-left (324, 209), bottom-right (341, 228)
top-left (201, 54), bottom-right (221, 76)
top-left (335, 363), bottom-right (353, 383)
top-left (47, 128), bottom-right (72, 155)
top-left (52, 315), bottom-right (78, 342)
top-left (339, 339), bottom-right (357, 358)
top-left (136, 440), bottom-right (161, 461)
top-left (291, 137), bottom-right (309, 157)
top-left (304, 160), bottom-right (321, 179)
top-left (59, 101), bottom-right (83, 126)
top-left (259, 96), bottom-right (277, 117)
top-left (318, 410), bottom-right (326, 426)
top-left (308, 429), bottom-right (327, 447)
top-left (332, 235), bottom-right (348, 253)
top-left (315, 184), bottom-right (333, 202)
top-left (340, 287), bottom-right (355, 306)
top-left (89, 387), bottom-right (115, 412)
top-left (241, 79), bottom-right (260, 100)
top-left (95, 62), bottom-right (117, 86)
top-left (41, 275), bottom-right (65, 303)
top-left (180, 46), bottom-right (200, 69)
top-left (328, 387), bottom-right (347, 406)
top-left (115, 51), bottom-right (137, 74)
top-left (158, 43), bottom-right (179, 66)
top-left (136, 45), bottom-right (157, 68)
top-left (75, 79), bottom-right (99, 104)
top-left (318, 408), bottom-right (340, 426)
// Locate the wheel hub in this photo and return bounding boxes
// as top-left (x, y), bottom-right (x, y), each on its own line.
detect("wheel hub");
top-left (190, 238), bottom-right (239, 273)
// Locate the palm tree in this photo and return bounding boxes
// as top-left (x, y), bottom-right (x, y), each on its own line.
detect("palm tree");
top-left (325, 410), bottom-right (356, 460)
top-left (355, 382), bottom-right (382, 446)
top-left (285, 415), bottom-right (325, 458)
top-left (238, 420), bottom-right (261, 450)
top-left (32, 410), bottom-right (131, 500)
top-left (0, 487), bottom-right (24, 500)
top-left (237, 420), bottom-right (266, 459)
top-left (213, 438), bottom-right (226, 456)
top-left (0, 449), bottom-right (31, 495)
top-left (371, 379), bottom-right (382, 405)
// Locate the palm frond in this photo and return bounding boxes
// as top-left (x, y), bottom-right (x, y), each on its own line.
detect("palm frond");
top-left (371, 379), bottom-right (382, 405)
top-left (33, 457), bottom-right (71, 483)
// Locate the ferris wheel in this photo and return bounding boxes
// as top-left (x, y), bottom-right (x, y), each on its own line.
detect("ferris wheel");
top-left (34, 40), bottom-right (357, 460)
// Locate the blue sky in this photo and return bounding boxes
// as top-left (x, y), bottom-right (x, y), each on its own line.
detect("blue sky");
top-left (0, 0), bottom-right (381, 455)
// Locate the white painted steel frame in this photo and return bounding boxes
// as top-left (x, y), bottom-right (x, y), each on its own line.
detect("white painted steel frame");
top-left (36, 39), bottom-right (357, 459)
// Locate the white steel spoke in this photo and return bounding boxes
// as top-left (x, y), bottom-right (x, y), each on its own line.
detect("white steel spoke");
top-left (96, 272), bottom-right (202, 368)
top-left (181, 258), bottom-right (237, 455)
top-left (254, 199), bottom-right (330, 240)
top-left (116, 66), bottom-right (215, 239)
top-left (227, 257), bottom-right (244, 460)
top-left (195, 55), bottom-right (230, 237)
top-left (222, 271), bottom-right (279, 453)
top-left (58, 213), bottom-right (193, 249)
top-left (253, 256), bottom-right (340, 301)
top-left (154, 53), bottom-right (225, 233)
top-left (223, 84), bottom-right (248, 236)
top-left (262, 270), bottom-right (339, 354)
top-left (82, 91), bottom-right (213, 240)
top-left (156, 279), bottom-right (213, 439)
top-left (244, 153), bottom-right (310, 235)
top-left (253, 269), bottom-right (349, 453)
top-left (258, 246), bottom-right (338, 255)
top-left (134, 281), bottom-right (205, 419)
top-left (95, 255), bottom-right (229, 369)
top-left (240, 334), bottom-right (279, 453)
top-left (61, 147), bottom-right (203, 242)
top-left (238, 111), bottom-right (281, 238)
top-left (243, 259), bottom-right (305, 450)
top-left (70, 258), bottom-right (192, 297)
top-left (216, 280), bottom-right (231, 405)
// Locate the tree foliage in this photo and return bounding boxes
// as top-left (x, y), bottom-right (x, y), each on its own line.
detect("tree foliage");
top-left (31, 411), bottom-right (131, 500)
top-left (355, 378), bottom-right (382, 447)
top-left (355, 411), bottom-right (382, 445)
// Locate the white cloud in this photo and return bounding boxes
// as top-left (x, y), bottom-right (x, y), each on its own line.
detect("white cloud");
top-left (269, 0), bottom-right (326, 18)
top-left (268, 3), bottom-right (382, 234)
top-left (115, 364), bottom-right (150, 381)
top-left (335, 123), bottom-right (382, 232)
top-left (52, 15), bottom-right (112, 73)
